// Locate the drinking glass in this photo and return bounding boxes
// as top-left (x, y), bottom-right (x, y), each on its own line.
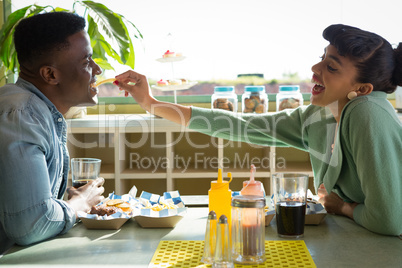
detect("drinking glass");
top-left (71, 158), bottom-right (101, 188)
top-left (272, 173), bottom-right (309, 238)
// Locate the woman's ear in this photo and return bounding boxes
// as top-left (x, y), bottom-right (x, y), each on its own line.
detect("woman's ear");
top-left (39, 66), bottom-right (59, 85)
top-left (357, 83), bottom-right (373, 96)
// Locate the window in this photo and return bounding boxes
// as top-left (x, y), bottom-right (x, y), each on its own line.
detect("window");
top-left (10, 0), bottom-right (402, 102)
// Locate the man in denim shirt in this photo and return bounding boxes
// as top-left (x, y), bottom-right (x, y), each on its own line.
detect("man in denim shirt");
top-left (0, 12), bottom-right (105, 253)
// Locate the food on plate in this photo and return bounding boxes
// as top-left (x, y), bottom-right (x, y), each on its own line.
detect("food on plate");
top-left (163, 50), bottom-right (176, 58)
top-left (157, 79), bottom-right (169, 86)
top-left (93, 78), bottom-right (116, 87)
top-left (167, 79), bottom-right (182, 86)
top-left (106, 199), bottom-right (133, 213)
top-left (90, 204), bottom-right (121, 216)
top-left (142, 200), bottom-right (178, 211)
top-left (88, 199), bottom-right (133, 216)
top-left (180, 78), bottom-right (188, 84)
top-left (106, 199), bottom-right (124, 206)
top-left (115, 202), bottom-right (132, 213)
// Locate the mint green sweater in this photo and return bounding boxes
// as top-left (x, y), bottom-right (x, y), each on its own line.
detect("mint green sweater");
top-left (189, 91), bottom-right (402, 236)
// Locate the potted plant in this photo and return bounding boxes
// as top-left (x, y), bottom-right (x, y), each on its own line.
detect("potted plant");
top-left (0, 0), bottom-right (142, 81)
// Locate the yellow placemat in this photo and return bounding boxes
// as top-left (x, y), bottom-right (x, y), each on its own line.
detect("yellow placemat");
top-left (149, 240), bottom-right (316, 268)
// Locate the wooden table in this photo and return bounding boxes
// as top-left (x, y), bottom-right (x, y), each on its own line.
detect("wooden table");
top-left (0, 207), bottom-right (401, 268)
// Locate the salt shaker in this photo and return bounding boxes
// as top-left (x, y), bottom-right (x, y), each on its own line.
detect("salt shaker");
top-left (231, 195), bottom-right (266, 264)
top-left (202, 211), bottom-right (217, 264)
top-left (213, 215), bottom-right (233, 268)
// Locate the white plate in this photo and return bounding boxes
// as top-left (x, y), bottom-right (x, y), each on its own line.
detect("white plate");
top-left (134, 215), bottom-right (183, 228)
top-left (156, 56), bottom-right (186, 63)
top-left (151, 81), bottom-right (197, 91)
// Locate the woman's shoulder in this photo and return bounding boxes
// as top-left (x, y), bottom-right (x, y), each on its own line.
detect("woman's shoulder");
top-left (344, 92), bottom-right (397, 118)
top-left (343, 92), bottom-right (400, 123)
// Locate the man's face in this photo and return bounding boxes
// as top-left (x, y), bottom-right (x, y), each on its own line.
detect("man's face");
top-left (53, 30), bottom-right (102, 109)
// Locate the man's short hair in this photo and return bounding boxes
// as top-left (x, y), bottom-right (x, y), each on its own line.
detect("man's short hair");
top-left (14, 12), bottom-right (86, 66)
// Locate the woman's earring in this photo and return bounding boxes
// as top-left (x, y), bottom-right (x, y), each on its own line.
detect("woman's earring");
top-left (347, 91), bottom-right (358, 100)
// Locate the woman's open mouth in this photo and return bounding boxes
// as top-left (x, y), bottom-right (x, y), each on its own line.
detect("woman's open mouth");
top-left (311, 76), bottom-right (325, 96)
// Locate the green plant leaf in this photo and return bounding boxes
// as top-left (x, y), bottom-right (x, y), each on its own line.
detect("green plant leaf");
top-left (0, 1), bottom-right (142, 77)
top-left (94, 58), bottom-right (115, 70)
top-left (87, 14), bottom-right (122, 66)
top-left (0, 5), bottom-right (50, 74)
top-left (80, 1), bottom-right (136, 68)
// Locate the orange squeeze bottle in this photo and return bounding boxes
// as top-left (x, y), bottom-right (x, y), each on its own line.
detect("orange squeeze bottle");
top-left (208, 169), bottom-right (233, 227)
top-left (240, 164), bottom-right (264, 197)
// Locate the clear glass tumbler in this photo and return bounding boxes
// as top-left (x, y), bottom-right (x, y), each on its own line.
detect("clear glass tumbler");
top-left (272, 173), bottom-right (309, 238)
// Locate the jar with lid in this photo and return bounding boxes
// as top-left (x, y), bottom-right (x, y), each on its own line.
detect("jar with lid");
top-left (211, 86), bottom-right (238, 112)
top-left (242, 86), bottom-right (268, 114)
top-left (231, 195), bottom-right (266, 264)
top-left (276, 85), bottom-right (303, 111)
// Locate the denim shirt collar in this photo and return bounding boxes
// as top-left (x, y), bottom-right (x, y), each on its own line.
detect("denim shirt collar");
top-left (16, 78), bottom-right (60, 115)
top-left (16, 77), bottom-right (69, 199)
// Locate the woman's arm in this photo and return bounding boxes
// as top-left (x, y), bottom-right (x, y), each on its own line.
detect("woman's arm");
top-left (115, 71), bottom-right (191, 126)
top-left (342, 100), bottom-right (402, 235)
top-left (318, 184), bottom-right (358, 218)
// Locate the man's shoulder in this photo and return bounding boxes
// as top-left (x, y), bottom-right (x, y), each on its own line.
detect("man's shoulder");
top-left (0, 83), bottom-right (46, 114)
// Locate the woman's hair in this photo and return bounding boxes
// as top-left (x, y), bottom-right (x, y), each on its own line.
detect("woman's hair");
top-left (14, 12), bottom-right (85, 67)
top-left (323, 24), bottom-right (402, 93)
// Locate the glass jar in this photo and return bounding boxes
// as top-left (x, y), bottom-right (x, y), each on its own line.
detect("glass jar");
top-left (211, 86), bottom-right (238, 112)
top-left (276, 85), bottom-right (303, 111)
top-left (231, 195), bottom-right (266, 264)
top-left (241, 86), bottom-right (268, 114)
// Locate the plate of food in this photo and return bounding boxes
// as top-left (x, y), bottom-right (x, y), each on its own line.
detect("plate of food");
top-left (152, 80), bottom-right (197, 91)
top-left (78, 192), bottom-right (139, 230)
top-left (133, 190), bottom-right (187, 228)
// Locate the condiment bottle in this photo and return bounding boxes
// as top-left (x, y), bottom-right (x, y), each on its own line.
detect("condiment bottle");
top-left (240, 164), bottom-right (264, 197)
top-left (213, 215), bottom-right (234, 268)
top-left (211, 86), bottom-right (238, 113)
top-left (202, 211), bottom-right (217, 264)
top-left (231, 195), bottom-right (266, 264)
top-left (276, 85), bottom-right (303, 111)
top-left (208, 169), bottom-right (233, 227)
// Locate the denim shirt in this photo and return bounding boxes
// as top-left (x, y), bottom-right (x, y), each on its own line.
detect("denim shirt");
top-left (0, 78), bottom-right (75, 253)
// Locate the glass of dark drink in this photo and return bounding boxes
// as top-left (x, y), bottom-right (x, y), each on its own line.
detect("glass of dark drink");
top-left (71, 158), bottom-right (101, 188)
top-left (272, 173), bottom-right (309, 238)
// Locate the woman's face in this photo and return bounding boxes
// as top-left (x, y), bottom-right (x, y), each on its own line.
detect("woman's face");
top-left (310, 45), bottom-right (360, 111)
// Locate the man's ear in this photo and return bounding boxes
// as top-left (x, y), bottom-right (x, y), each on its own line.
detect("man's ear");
top-left (39, 66), bottom-right (59, 85)
top-left (357, 83), bottom-right (373, 96)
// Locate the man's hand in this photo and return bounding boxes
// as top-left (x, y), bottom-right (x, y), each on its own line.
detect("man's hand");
top-left (66, 177), bottom-right (105, 216)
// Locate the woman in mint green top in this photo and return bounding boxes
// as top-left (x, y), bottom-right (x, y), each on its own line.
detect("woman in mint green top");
top-left (115, 24), bottom-right (402, 236)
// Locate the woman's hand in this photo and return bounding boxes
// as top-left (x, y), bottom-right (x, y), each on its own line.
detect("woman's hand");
top-left (114, 70), bottom-right (155, 112)
top-left (66, 177), bottom-right (105, 216)
top-left (317, 183), bottom-right (358, 219)
top-left (114, 70), bottom-right (192, 126)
